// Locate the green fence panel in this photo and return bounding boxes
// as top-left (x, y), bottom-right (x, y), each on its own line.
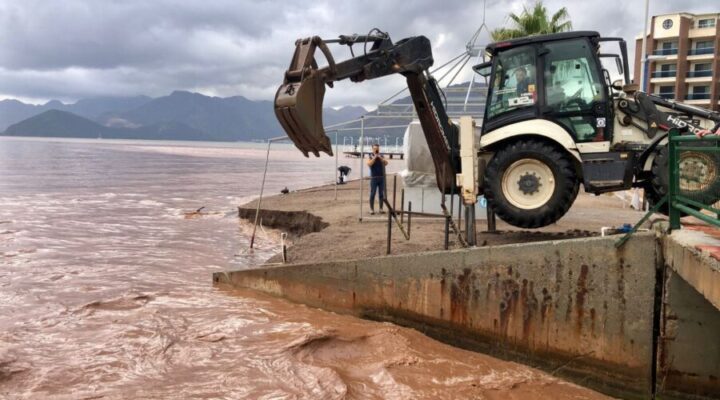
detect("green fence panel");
top-left (668, 129), bottom-right (720, 230)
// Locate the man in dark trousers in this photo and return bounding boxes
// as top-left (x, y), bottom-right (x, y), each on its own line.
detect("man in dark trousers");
top-left (367, 143), bottom-right (388, 215)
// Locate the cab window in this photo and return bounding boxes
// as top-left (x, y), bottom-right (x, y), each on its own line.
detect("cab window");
top-left (543, 39), bottom-right (606, 142)
top-left (543, 39), bottom-right (604, 113)
top-left (487, 46), bottom-right (537, 119)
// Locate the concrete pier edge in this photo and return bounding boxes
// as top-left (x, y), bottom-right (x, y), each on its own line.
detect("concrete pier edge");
top-left (215, 232), bottom-right (720, 399)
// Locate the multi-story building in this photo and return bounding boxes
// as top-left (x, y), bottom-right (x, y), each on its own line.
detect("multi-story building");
top-left (634, 12), bottom-right (720, 111)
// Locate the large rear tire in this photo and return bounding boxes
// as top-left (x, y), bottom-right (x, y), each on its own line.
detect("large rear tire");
top-left (649, 144), bottom-right (720, 214)
top-left (485, 139), bottom-right (579, 228)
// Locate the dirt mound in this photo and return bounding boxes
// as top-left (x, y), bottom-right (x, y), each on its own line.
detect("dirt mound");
top-left (238, 207), bottom-right (329, 236)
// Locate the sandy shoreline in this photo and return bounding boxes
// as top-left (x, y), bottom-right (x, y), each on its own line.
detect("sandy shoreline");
top-left (240, 178), bottom-right (645, 265)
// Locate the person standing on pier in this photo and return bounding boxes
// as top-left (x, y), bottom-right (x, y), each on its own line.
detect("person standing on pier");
top-left (367, 143), bottom-right (388, 215)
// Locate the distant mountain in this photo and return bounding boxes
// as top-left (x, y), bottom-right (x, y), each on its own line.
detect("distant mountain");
top-left (3, 110), bottom-right (209, 140)
top-left (106, 91), bottom-right (368, 141)
top-left (1, 92), bottom-right (368, 142)
top-left (0, 96), bottom-right (151, 131)
top-left (106, 91), bottom-right (279, 141)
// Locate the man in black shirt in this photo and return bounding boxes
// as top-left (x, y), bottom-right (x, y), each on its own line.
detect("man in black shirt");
top-left (367, 143), bottom-right (388, 215)
top-left (515, 66), bottom-right (531, 95)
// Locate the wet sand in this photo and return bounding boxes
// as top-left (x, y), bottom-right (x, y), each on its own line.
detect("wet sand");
top-left (242, 178), bottom-right (645, 265)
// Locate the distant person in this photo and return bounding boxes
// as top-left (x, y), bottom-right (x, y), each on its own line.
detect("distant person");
top-left (367, 143), bottom-right (388, 215)
top-left (337, 165), bottom-right (351, 184)
top-left (514, 66), bottom-right (532, 95)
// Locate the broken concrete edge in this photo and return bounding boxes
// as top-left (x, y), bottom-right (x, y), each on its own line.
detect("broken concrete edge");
top-left (664, 231), bottom-right (720, 311)
top-left (238, 207), bottom-right (329, 237)
top-left (214, 233), bottom-right (663, 399)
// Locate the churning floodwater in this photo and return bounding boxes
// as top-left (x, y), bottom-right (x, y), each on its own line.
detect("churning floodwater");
top-left (0, 137), bottom-right (608, 399)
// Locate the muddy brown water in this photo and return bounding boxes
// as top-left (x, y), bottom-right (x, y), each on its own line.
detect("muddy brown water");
top-left (0, 137), bottom-right (610, 399)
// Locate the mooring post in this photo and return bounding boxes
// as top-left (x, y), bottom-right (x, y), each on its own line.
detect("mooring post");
top-left (281, 232), bottom-right (288, 263)
top-left (407, 201), bottom-right (412, 239)
top-left (457, 195), bottom-right (462, 233)
top-left (400, 189), bottom-right (405, 224)
top-left (392, 174), bottom-right (397, 211)
top-left (444, 215), bottom-right (450, 250)
top-left (487, 206), bottom-right (497, 233)
top-left (386, 207), bottom-right (392, 255)
top-left (465, 206), bottom-right (476, 246)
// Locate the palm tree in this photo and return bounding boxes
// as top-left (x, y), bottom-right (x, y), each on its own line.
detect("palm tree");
top-left (490, 1), bottom-right (572, 41)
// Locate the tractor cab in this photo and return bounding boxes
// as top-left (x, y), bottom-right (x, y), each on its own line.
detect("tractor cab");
top-left (474, 31), bottom-right (629, 146)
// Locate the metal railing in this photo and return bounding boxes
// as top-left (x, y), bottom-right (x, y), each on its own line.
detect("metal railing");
top-left (688, 47), bottom-right (714, 56)
top-left (657, 93), bottom-right (676, 100)
top-left (653, 48), bottom-right (678, 56)
top-left (686, 93), bottom-right (711, 100)
top-left (651, 70), bottom-right (677, 78)
top-left (668, 130), bottom-right (720, 229)
top-left (616, 129), bottom-right (720, 247)
top-left (687, 70), bottom-right (713, 78)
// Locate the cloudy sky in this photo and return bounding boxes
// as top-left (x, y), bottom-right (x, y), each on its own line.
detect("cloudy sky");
top-left (0, 0), bottom-right (712, 107)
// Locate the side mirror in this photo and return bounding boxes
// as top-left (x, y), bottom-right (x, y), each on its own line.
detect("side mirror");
top-left (472, 61), bottom-right (493, 77)
top-left (599, 54), bottom-right (625, 80)
top-left (615, 57), bottom-right (624, 75)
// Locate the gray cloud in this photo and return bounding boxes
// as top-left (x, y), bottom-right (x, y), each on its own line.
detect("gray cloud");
top-left (0, 0), bottom-right (713, 106)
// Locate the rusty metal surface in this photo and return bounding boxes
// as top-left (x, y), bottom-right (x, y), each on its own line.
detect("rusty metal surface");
top-left (215, 234), bottom-right (661, 398)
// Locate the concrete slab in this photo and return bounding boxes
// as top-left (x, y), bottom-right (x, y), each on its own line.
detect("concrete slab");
top-left (665, 228), bottom-right (720, 311)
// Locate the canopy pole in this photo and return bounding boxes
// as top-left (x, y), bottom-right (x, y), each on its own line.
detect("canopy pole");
top-left (250, 136), bottom-right (286, 249)
top-left (334, 130), bottom-right (339, 200)
top-left (359, 116), bottom-right (365, 222)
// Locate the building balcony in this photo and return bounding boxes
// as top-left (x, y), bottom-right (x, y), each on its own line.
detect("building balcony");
top-left (688, 47), bottom-right (714, 56)
top-left (685, 93), bottom-right (711, 100)
top-left (653, 48), bottom-right (678, 56)
top-left (656, 93), bottom-right (676, 100)
top-left (651, 70), bottom-right (677, 78)
top-left (687, 70), bottom-right (713, 78)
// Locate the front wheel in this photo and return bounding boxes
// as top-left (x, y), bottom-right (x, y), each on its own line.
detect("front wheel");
top-left (485, 139), bottom-right (579, 228)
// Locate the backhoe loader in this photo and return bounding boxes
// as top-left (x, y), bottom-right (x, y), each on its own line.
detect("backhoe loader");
top-left (274, 30), bottom-right (720, 229)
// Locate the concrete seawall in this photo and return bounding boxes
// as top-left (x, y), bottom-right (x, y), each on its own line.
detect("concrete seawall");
top-left (215, 234), bottom-right (661, 398)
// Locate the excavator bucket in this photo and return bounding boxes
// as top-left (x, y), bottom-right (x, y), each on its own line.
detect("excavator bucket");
top-left (274, 37), bottom-right (335, 157)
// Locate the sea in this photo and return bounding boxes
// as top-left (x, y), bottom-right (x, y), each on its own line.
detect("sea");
top-left (0, 137), bottom-right (606, 399)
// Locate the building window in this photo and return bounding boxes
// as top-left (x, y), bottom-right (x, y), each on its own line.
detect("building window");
top-left (660, 64), bottom-right (676, 72)
top-left (654, 42), bottom-right (679, 56)
top-left (689, 40), bottom-right (714, 56)
top-left (657, 86), bottom-right (674, 100)
top-left (686, 85), bottom-right (711, 100)
top-left (697, 40), bottom-right (714, 49)
top-left (698, 18), bottom-right (716, 28)
top-left (688, 62), bottom-right (713, 78)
